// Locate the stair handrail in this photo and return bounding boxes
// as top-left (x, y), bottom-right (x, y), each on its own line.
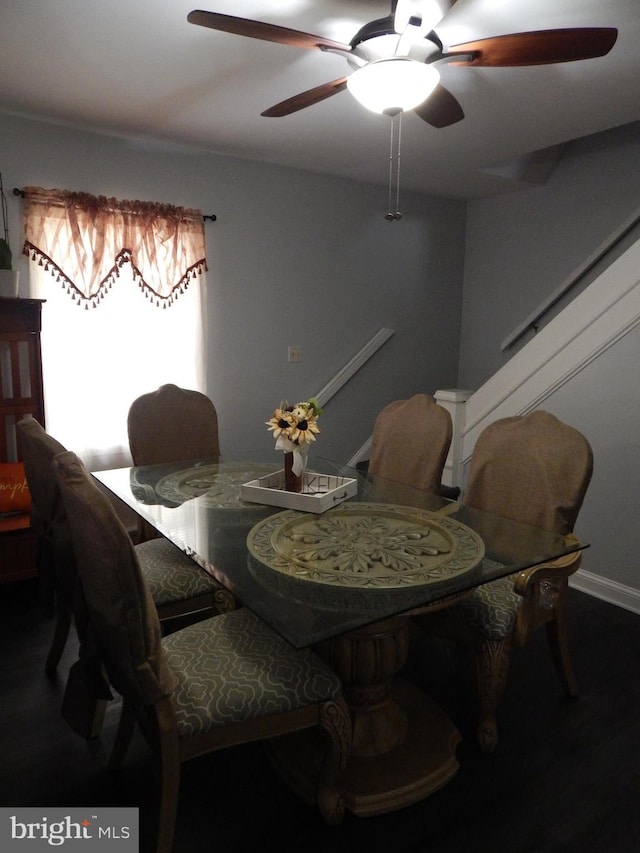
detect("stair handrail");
top-left (501, 205), bottom-right (640, 351)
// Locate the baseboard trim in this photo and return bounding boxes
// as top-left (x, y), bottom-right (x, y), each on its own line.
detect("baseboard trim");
top-left (571, 568), bottom-right (640, 615)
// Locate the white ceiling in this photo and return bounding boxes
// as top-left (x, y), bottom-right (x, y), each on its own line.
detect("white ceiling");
top-left (2, 0), bottom-right (639, 199)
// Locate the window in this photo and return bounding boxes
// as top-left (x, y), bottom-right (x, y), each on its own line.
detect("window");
top-left (23, 187), bottom-right (208, 469)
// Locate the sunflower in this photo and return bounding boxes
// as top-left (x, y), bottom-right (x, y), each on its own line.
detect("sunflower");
top-left (266, 399), bottom-right (322, 445)
top-left (265, 406), bottom-right (296, 440)
top-left (289, 411), bottom-right (321, 445)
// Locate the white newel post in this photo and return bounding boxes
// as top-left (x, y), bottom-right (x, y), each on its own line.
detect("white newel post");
top-left (434, 388), bottom-right (472, 490)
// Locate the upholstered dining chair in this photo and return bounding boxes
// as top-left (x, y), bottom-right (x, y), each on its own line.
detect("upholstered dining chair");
top-left (127, 383), bottom-right (220, 469)
top-left (126, 383), bottom-right (231, 620)
top-left (414, 410), bottom-right (593, 753)
top-left (127, 382), bottom-right (218, 539)
top-left (16, 417), bottom-right (232, 678)
top-left (54, 450), bottom-right (351, 853)
top-left (363, 393), bottom-right (458, 498)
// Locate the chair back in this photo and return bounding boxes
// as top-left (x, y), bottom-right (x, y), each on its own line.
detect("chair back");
top-left (368, 394), bottom-right (452, 494)
top-left (464, 410), bottom-right (593, 534)
top-left (127, 384), bottom-right (220, 466)
top-left (53, 451), bottom-right (175, 705)
top-left (16, 417), bottom-right (76, 603)
top-left (16, 417), bottom-right (68, 541)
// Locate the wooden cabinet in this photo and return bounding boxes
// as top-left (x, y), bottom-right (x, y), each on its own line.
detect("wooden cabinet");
top-left (0, 298), bottom-right (45, 583)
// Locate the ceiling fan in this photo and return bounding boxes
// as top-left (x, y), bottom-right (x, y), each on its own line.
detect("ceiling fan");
top-left (187, 1), bottom-right (617, 128)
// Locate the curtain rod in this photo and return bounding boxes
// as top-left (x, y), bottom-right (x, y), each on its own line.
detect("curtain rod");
top-left (12, 188), bottom-right (216, 222)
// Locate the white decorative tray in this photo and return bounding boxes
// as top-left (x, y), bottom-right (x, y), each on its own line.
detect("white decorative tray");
top-left (240, 470), bottom-right (357, 514)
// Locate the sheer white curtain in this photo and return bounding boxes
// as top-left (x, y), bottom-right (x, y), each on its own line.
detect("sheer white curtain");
top-left (32, 262), bottom-right (206, 470)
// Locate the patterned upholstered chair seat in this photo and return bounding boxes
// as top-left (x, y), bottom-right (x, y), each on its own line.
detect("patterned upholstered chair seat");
top-left (449, 577), bottom-right (521, 641)
top-left (164, 607), bottom-right (342, 738)
top-left (455, 575), bottom-right (561, 642)
top-left (136, 538), bottom-right (221, 606)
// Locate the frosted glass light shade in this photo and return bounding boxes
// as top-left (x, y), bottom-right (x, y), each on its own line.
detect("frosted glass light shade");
top-left (346, 58), bottom-right (440, 114)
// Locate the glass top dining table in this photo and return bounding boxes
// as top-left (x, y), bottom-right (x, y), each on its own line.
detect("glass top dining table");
top-left (93, 456), bottom-right (589, 817)
top-left (93, 457), bottom-right (587, 650)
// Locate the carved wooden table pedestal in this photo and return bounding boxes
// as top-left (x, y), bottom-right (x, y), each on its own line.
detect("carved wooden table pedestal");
top-left (266, 613), bottom-right (460, 817)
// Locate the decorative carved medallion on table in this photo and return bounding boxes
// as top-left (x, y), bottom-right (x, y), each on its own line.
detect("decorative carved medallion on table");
top-left (154, 463), bottom-right (275, 507)
top-left (247, 503), bottom-right (485, 590)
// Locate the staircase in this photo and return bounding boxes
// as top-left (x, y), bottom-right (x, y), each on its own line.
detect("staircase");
top-left (437, 234), bottom-right (640, 614)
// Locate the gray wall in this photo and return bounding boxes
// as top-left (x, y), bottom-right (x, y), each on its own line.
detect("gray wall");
top-left (543, 327), bottom-right (640, 590)
top-left (0, 112), bottom-right (465, 463)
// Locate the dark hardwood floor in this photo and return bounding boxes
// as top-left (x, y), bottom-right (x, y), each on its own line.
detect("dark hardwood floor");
top-left (1, 578), bottom-right (639, 853)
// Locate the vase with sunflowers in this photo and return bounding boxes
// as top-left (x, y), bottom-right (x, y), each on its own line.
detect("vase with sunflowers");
top-left (266, 397), bottom-right (322, 492)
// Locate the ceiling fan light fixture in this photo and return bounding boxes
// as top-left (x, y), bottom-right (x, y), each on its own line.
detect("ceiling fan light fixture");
top-left (394, 0), bottom-right (443, 35)
top-left (346, 57), bottom-right (440, 114)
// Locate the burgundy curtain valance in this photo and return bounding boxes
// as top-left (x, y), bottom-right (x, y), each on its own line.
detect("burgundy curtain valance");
top-left (22, 186), bottom-right (207, 308)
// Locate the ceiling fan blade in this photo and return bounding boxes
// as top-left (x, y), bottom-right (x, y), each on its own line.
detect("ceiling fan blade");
top-left (414, 84), bottom-right (464, 127)
top-left (448, 28), bottom-right (617, 67)
top-left (261, 78), bottom-right (349, 117)
top-left (187, 10), bottom-right (352, 52)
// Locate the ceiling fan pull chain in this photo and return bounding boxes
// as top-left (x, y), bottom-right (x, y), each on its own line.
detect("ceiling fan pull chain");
top-left (386, 112), bottom-right (403, 222)
top-left (386, 115), bottom-right (395, 219)
top-left (395, 112), bottom-right (403, 220)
